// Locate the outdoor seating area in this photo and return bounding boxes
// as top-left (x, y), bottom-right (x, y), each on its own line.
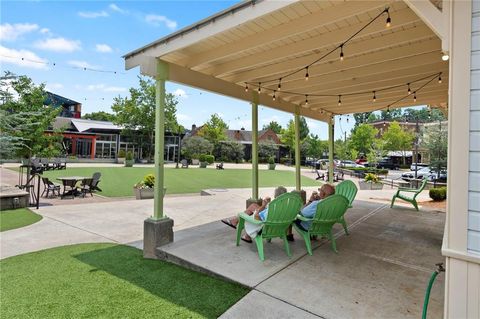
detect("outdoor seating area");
top-left (29, 158), bottom-right (67, 173)
top-left (39, 172), bottom-right (102, 200)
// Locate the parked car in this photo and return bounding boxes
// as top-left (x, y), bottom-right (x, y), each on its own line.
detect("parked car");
top-left (355, 158), bottom-right (368, 165)
top-left (410, 163), bottom-right (429, 171)
top-left (339, 160), bottom-right (364, 168)
top-left (376, 158), bottom-right (400, 170)
top-left (402, 167), bottom-right (447, 181)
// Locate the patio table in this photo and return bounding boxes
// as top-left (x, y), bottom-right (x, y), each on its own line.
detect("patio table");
top-left (56, 176), bottom-right (86, 198)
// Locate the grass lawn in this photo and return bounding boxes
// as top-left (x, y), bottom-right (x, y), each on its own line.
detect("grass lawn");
top-left (44, 167), bottom-right (320, 197)
top-left (0, 243), bottom-right (249, 319)
top-left (0, 208), bottom-right (42, 232)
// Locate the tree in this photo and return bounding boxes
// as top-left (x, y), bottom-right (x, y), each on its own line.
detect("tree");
top-left (303, 134), bottom-right (323, 159)
top-left (262, 121), bottom-right (282, 134)
top-left (197, 113), bottom-right (228, 144)
top-left (214, 140), bottom-right (245, 163)
top-left (367, 139), bottom-right (386, 167)
top-left (83, 111), bottom-right (116, 122)
top-left (349, 124), bottom-right (378, 155)
top-left (111, 76), bottom-right (180, 159)
top-left (0, 72), bottom-right (63, 159)
top-left (181, 136), bottom-right (213, 159)
top-left (334, 138), bottom-right (349, 160)
top-left (382, 121), bottom-right (415, 165)
top-left (280, 117), bottom-right (309, 158)
top-left (422, 123), bottom-right (448, 176)
top-left (258, 141), bottom-right (279, 161)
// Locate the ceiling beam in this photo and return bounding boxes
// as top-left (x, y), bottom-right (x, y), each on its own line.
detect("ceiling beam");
top-left (179, 1), bottom-right (390, 68)
top-left (223, 25), bottom-right (437, 83)
top-left (200, 8), bottom-right (419, 76)
top-left (137, 57), bottom-right (330, 122)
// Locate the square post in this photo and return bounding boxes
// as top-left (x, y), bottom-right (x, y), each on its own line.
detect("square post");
top-left (294, 106), bottom-right (301, 190)
top-left (328, 117), bottom-right (334, 183)
top-left (251, 92), bottom-right (259, 200)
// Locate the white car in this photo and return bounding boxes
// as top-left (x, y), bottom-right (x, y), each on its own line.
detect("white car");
top-left (339, 160), bottom-right (364, 168)
top-left (402, 167), bottom-right (447, 181)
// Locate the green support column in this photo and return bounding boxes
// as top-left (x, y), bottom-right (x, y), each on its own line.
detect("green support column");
top-left (251, 92), bottom-right (259, 200)
top-left (328, 117), bottom-right (334, 183)
top-left (294, 106), bottom-right (301, 191)
top-left (153, 60), bottom-right (168, 220)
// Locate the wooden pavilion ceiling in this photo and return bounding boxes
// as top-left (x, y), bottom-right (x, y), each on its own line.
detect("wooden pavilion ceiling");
top-left (125, 0), bottom-right (448, 122)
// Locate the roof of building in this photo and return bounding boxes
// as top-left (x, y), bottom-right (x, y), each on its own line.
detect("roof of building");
top-left (45, 92), bottom-right (80, 107)
top-left (53, 117), bottom-right (122, 133)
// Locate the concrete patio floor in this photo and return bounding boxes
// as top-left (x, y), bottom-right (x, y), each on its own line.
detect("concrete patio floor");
top-left (158, 201), bottom-right (445, 319)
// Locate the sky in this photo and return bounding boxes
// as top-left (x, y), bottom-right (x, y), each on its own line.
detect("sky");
top-left (0, 0), bottom-right (356, 140)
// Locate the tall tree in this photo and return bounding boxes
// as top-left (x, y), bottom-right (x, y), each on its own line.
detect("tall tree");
top-left (83, 111), bottom-right (116, 122)
top-left (382, 121), bottom-right (415, 165)
top-left (349, 124), bottom-right (378, 155)
top-left (422, 122), bottom-right (448, 176)
top-left (111, 76), bottom-right (180, 159)
top-left (262, 120), bottom-right (282, 134)
top-left (197, 113), bottom-right (228, 144)
top-left (0, 72), bottom-right (62, 159)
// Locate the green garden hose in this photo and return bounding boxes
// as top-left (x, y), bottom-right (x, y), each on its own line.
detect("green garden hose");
top-left (422, 263), bottom-right (445, 319)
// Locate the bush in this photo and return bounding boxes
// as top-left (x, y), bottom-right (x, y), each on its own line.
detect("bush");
top-left (268, 156), bottom-right (275, 164)
top-left (143, 174), bottom-right (155, 188)
top-left (126, 151), bottom-right (133, 161)
top-left (182, 136), bottom-right (213, 160)
top-left (429, 187), bottom-right (447, 201)
top-left (118, 149), bottom-right (126, 158)
top-left (199, 154), bottom-right (207, 162)
top-left (258, 141), bottom-right (278, 159)
top-left (364, 173), bottom-right (380, 183)
top-left (205, 154), bottom-right (215, 164)
top-left (213, 140), bottom-right (244, 163)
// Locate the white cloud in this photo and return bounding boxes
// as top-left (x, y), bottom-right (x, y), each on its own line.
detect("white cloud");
top-left (34, 37), bottom-right (81, 52)
top-left (45, 83), bottom-right (64, 91)
top-left (68, 60), bottom-right (96, 69)
top-left (174, 88), bottom-right (187, 98)
top-left (95, 44), bottom-right (112, 53)
top-left (0, 23), bottom-right (39, 41)
top-left (109, 4), bottom-right (128, 14)
top-left (78, 11), bottom-right (109, 18)
top-left (0, 45), bottom-right (48, 69)
top-left (145, 14), bottom-right (177, 30)
top-left (86, 83), bottom-right (126, 93)
top-left (39, 28), bottom-right (50, 34)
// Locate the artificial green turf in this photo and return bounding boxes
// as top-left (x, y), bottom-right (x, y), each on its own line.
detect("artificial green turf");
top-left (0, 208), bottom-right (42, 232)
top-left (0, 243), bottom-right (249, 319)
top-left (43, 167), bottom-right (320, 197)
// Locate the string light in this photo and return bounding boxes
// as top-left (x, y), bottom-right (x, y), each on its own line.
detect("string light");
top-left (257, 82), bottom-right (261, 94)
top-left (386, 9), bottom-right (391, 27)
top-left (272, 90), bottom-right (276, 101)
top-left (338, 95), bottom-right (342, 106)
top-left (305, 94), bottom-right (308, 106)
top-left (346, 115), bottom-right (349, 123)
top-left (278, 78), bottom-right (282, 91)
top-left (407, 83), bottom-right (411, 95)
top-left (321, 109), bottom-right (325, 114)
top-left (413, 92), bottom-right (417, 102)
top-left (305, 67), bottom-right (309, 81)
top-left (386, 107), bottom-right (390, 115)
top-left (441, 53), bottom-right (449, 61)
top-left (339, 45), bottom-right (344, 61)
top-left (339, 116), bottom-right (342, 122)
top-left (438, 75), bottom-right (442, 84)
top-left (245, 83), bottom-right (248, 92)
top-left (373, 91), bottom-right (376, 102)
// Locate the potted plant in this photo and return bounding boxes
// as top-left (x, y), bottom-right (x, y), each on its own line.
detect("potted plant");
top-left (125, 151), bottom-right (134, 167)
top-left (133, 174), bottom-right (166, 200)
top-left (268, 156), bottom-right (276, 170)
top-left (117, 149), bottom-right (126, 164)
top-left (199, 154), bottom-right (208, 168)
top-left (359, 173), bottom-right (384, 190)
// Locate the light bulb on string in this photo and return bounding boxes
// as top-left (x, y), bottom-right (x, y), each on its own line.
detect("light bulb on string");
top-left (386, 9), bottom-right (391, 27)
top-left (278, 78), bottom-right (282, 91)
top-left (386, 107), bottom-right (390, 116)
top-left (245, 83), bottom-right (248, 92)
top-left (305, 67), bottom-right (309, 81)
top-left (383, 121), bottom-right (386, 127)
top-left (346, 115), bottom-right (349, 123)
top-left (321, 109), bottom-right (325, 114)
top-left (438, 75), bottom-right (442, 84)
top-left (339, 116), bottom-right (342, 122)
top-left (340, 45), bottom-right (344, 61)
top-left (272, 90), bottom-right (276, 101)
top-left (413, 92), bottom-right (417, 103)
top-left (407, 83), bottom-right (411, 95)
top-left (257, 82), bottom-right (261, 94)
top-left (373, 91), bottom-right (376, 103)
top-left (305, 95), bottom-right (308, 106)
top-left (338, 95), bottom-right (342, 106)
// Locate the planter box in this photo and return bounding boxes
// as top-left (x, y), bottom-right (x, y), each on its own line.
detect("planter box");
top-left (117, 157), bottom-right (125, 164)
top-left (125, 159), bottom-right (134, 167)
top-left (268, 163), bottom-right (276, 170)
top-left (358, 181), bottom-right (384, 190)
top-left (192, 159), bottom-right (199, 165)
top-left (199, 162), bottom-right (207, 168)
top-left (133, 187), bottom-right (167, 200)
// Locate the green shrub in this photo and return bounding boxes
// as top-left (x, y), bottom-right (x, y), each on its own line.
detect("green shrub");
top-left (118, 149), bottom-right (126, 158)
top-left (199, 154), bottom-right (207, 162)
top-left (364, 173), bottom-right (380, 183)
top-left (143, 174), bottom-right (155, 188)
top-left (205, 155), bottom-right (215, 164)
top-left (268, 156), bottom-right (275, 164)
top-left (429, 187), bottom-right (447, 201)
top-left (126, 151), bottom-right (133, 161)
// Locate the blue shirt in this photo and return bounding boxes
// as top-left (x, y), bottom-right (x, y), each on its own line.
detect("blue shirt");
top-left (299, 200), bottom-right (320, 230)
top-left (258, 205), bottom-right (269, 221)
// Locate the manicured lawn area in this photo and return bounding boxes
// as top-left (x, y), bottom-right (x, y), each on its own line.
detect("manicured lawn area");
top-left (0, 243), bottom-right (249, 318)
top-left (0, 208), bottom-right (42, 232)
top-left (44, 167), bottom-right (320, 197)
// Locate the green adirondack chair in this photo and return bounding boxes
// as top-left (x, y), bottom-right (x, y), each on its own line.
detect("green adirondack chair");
top-left (293, 194), bottom-right (349, 254)
top-left (391, 178), bottom-right (428, 211)
top-left (236, 192), bottom-right (303, 261)
top-left (335, 180), bottom-right (358, 235)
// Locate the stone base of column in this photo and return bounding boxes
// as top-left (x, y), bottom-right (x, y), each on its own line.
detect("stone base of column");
top-left (143, 217), bottom-right (174, 259)
top-left (291, 189), bottom-right (307, 204)
top-left (246, 198), bottom-right (263, 209)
